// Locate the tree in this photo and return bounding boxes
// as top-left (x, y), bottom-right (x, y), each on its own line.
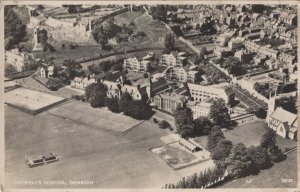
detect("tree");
top-left (111, 62), bottom-right (123, 71)
top-left (200, 47), bottom-right (207, 58)
top-left (164, 33), bottom-right (175, 51)
top-left (62, 59), bottom-right (82, 81)
top-left (207, 126), bottom-right (225, 151)
top-left (276, 96), bottom-right (297, 114)
top-left (149, 5), bottom-right (167, 21)
top-left (85, 83), bottom-right (107, 108)
top-left (46, 77), bottom-right (63, 91)
top-left (174, 105), bottom-right (194, 138)
top-left (193, 116), bottom-right (213, 136)
top-left (5, 6), bottom-right (27, 50)
top-left (255, 107), bottom-right (267, 118)
top-left (211, 139), bottom-right (233, 161)
top-left (209, 98), bottom-right (231, 128)
top-left (118, 92), bottom-right (133, 112)
top-left (105, 97), bottom-right (120, 113)
top-left (158, 120), bottom-right (170, 129)
top-left (251, 5), bottom-right (266, 14)
top-left (246, 146), bottom-right (270, 171)
top-left (260, 129), bottom-right (285, 162)
top-left (5, 64), bottom-right (16, 74)
top-left (124, 100), bottom-right (153, 120)
top-left (225, 143), bottom-right (253, 178)
top-left (260, 129), bottom-right (277, 152)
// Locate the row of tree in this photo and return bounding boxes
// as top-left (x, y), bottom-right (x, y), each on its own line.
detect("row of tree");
top-left (165, 127), bottom-right (285, 188)
top-left (164, 166), bottom-right (226, 189)
top-left (85, 83), bottom-right (153, 120)
top-left (174, 98), bottom-right (231, 138)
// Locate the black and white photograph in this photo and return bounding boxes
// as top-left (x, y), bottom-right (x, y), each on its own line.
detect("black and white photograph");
top-left (1, 1), bottom-right (299, 190)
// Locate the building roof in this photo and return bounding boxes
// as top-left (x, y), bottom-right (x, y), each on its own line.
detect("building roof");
top-left (151, 78), bottom-right (169, 92)
top-left (104, 71), bottom-right (125, 82)
top-left (179, 139), bottom-right (198, 151)
top-left (271, 107), bottom-right (297, 127)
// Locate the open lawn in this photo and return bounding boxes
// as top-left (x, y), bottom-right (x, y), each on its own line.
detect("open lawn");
top-left (134, 13), bottom-right (169, 45)
top-left (48, 101), bottom-right (142, 133)
top-left (220, 151), bottom-right (297, 188)
top-left (223, 121), bottom-right (297, 151)
top-left (114, 11), bottom-right (143, 26)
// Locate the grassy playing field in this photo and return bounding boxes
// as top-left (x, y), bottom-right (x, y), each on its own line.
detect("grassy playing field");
top-left (48, 101), bottom-right (142, 132)
top-left (5, 105), bottom-right (184, 188)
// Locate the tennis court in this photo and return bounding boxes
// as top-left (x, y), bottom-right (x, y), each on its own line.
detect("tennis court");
top-left (4, 87), bottom-right (66, 114)
top-left (48, 101), bottom-right (142, 132)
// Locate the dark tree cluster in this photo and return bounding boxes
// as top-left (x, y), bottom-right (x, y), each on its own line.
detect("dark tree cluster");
top-left (209, 99), bottom-right (231, 128)
top-left (61, 59), bottom-right (83, 83)
top-left (221, 56), bottom-right (246, 76)
top-left (5, 5), bottom-right (27, 50)
top-left (173, 105), bottom-right (195, 138)
top-left (275, 96), bottom-right (297, 114)
top-left (85, 82), bottom-right (108, 108)
top-left (253, 82), bottom-right (275, 99)
top-left (46, 77), bottom-right (63, 91)
top-left (164, 33), bottom-right (175, 51)
top-left (174, 105), bottom-right (217, 138)
top-left (37, 29), bottom-right (56, 52)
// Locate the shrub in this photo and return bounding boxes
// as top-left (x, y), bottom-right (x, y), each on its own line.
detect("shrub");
top-left (69, 44), bottom-right (76, 49)
top-left (158, 120), bottom-right (170, 129)
top-left (105, 97), bottom-right (120, 113)
top-left (46, 77), bottom-right (63, 91)
top-left (153, 118), bottom-right (158, 124)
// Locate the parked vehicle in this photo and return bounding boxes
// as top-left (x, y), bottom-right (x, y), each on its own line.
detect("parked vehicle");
top-left (26, 153), bottom-right (59, 167)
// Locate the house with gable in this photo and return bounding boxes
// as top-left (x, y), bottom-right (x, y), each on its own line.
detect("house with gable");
top-left (268, 107), bottom-right (298, 140)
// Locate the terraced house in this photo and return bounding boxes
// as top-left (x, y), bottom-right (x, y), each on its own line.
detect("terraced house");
top-left (123, 57), bottom-right (150, 73)
top-left (160, 52), bottom-right (188, 68)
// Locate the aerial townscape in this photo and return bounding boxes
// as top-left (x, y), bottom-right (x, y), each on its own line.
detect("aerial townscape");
top-left (4, 4), bottom-right (298, 189)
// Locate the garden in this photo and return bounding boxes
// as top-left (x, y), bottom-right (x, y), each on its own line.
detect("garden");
top-left (231, 85), bottom-right (268, 109)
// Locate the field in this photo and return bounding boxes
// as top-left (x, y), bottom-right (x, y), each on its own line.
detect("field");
top-left (223, 121), bottom-right (297, 151)
top-left (194, 121), bottom-right (297, 152)
top-left (48, 101), bottom-right (142, 132)
top-left (220, 151), bottom-right (297, 188)
top-left (114, 11), bottom-right (143, 26)
top-left (33, 45), bottom-right (103, 65)
top-left (134, 13), bottom-right (170, 44)
top-left (5, 106), bottom-right (176, 188)
top-left (4, 87), bottom-right (66, 113)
